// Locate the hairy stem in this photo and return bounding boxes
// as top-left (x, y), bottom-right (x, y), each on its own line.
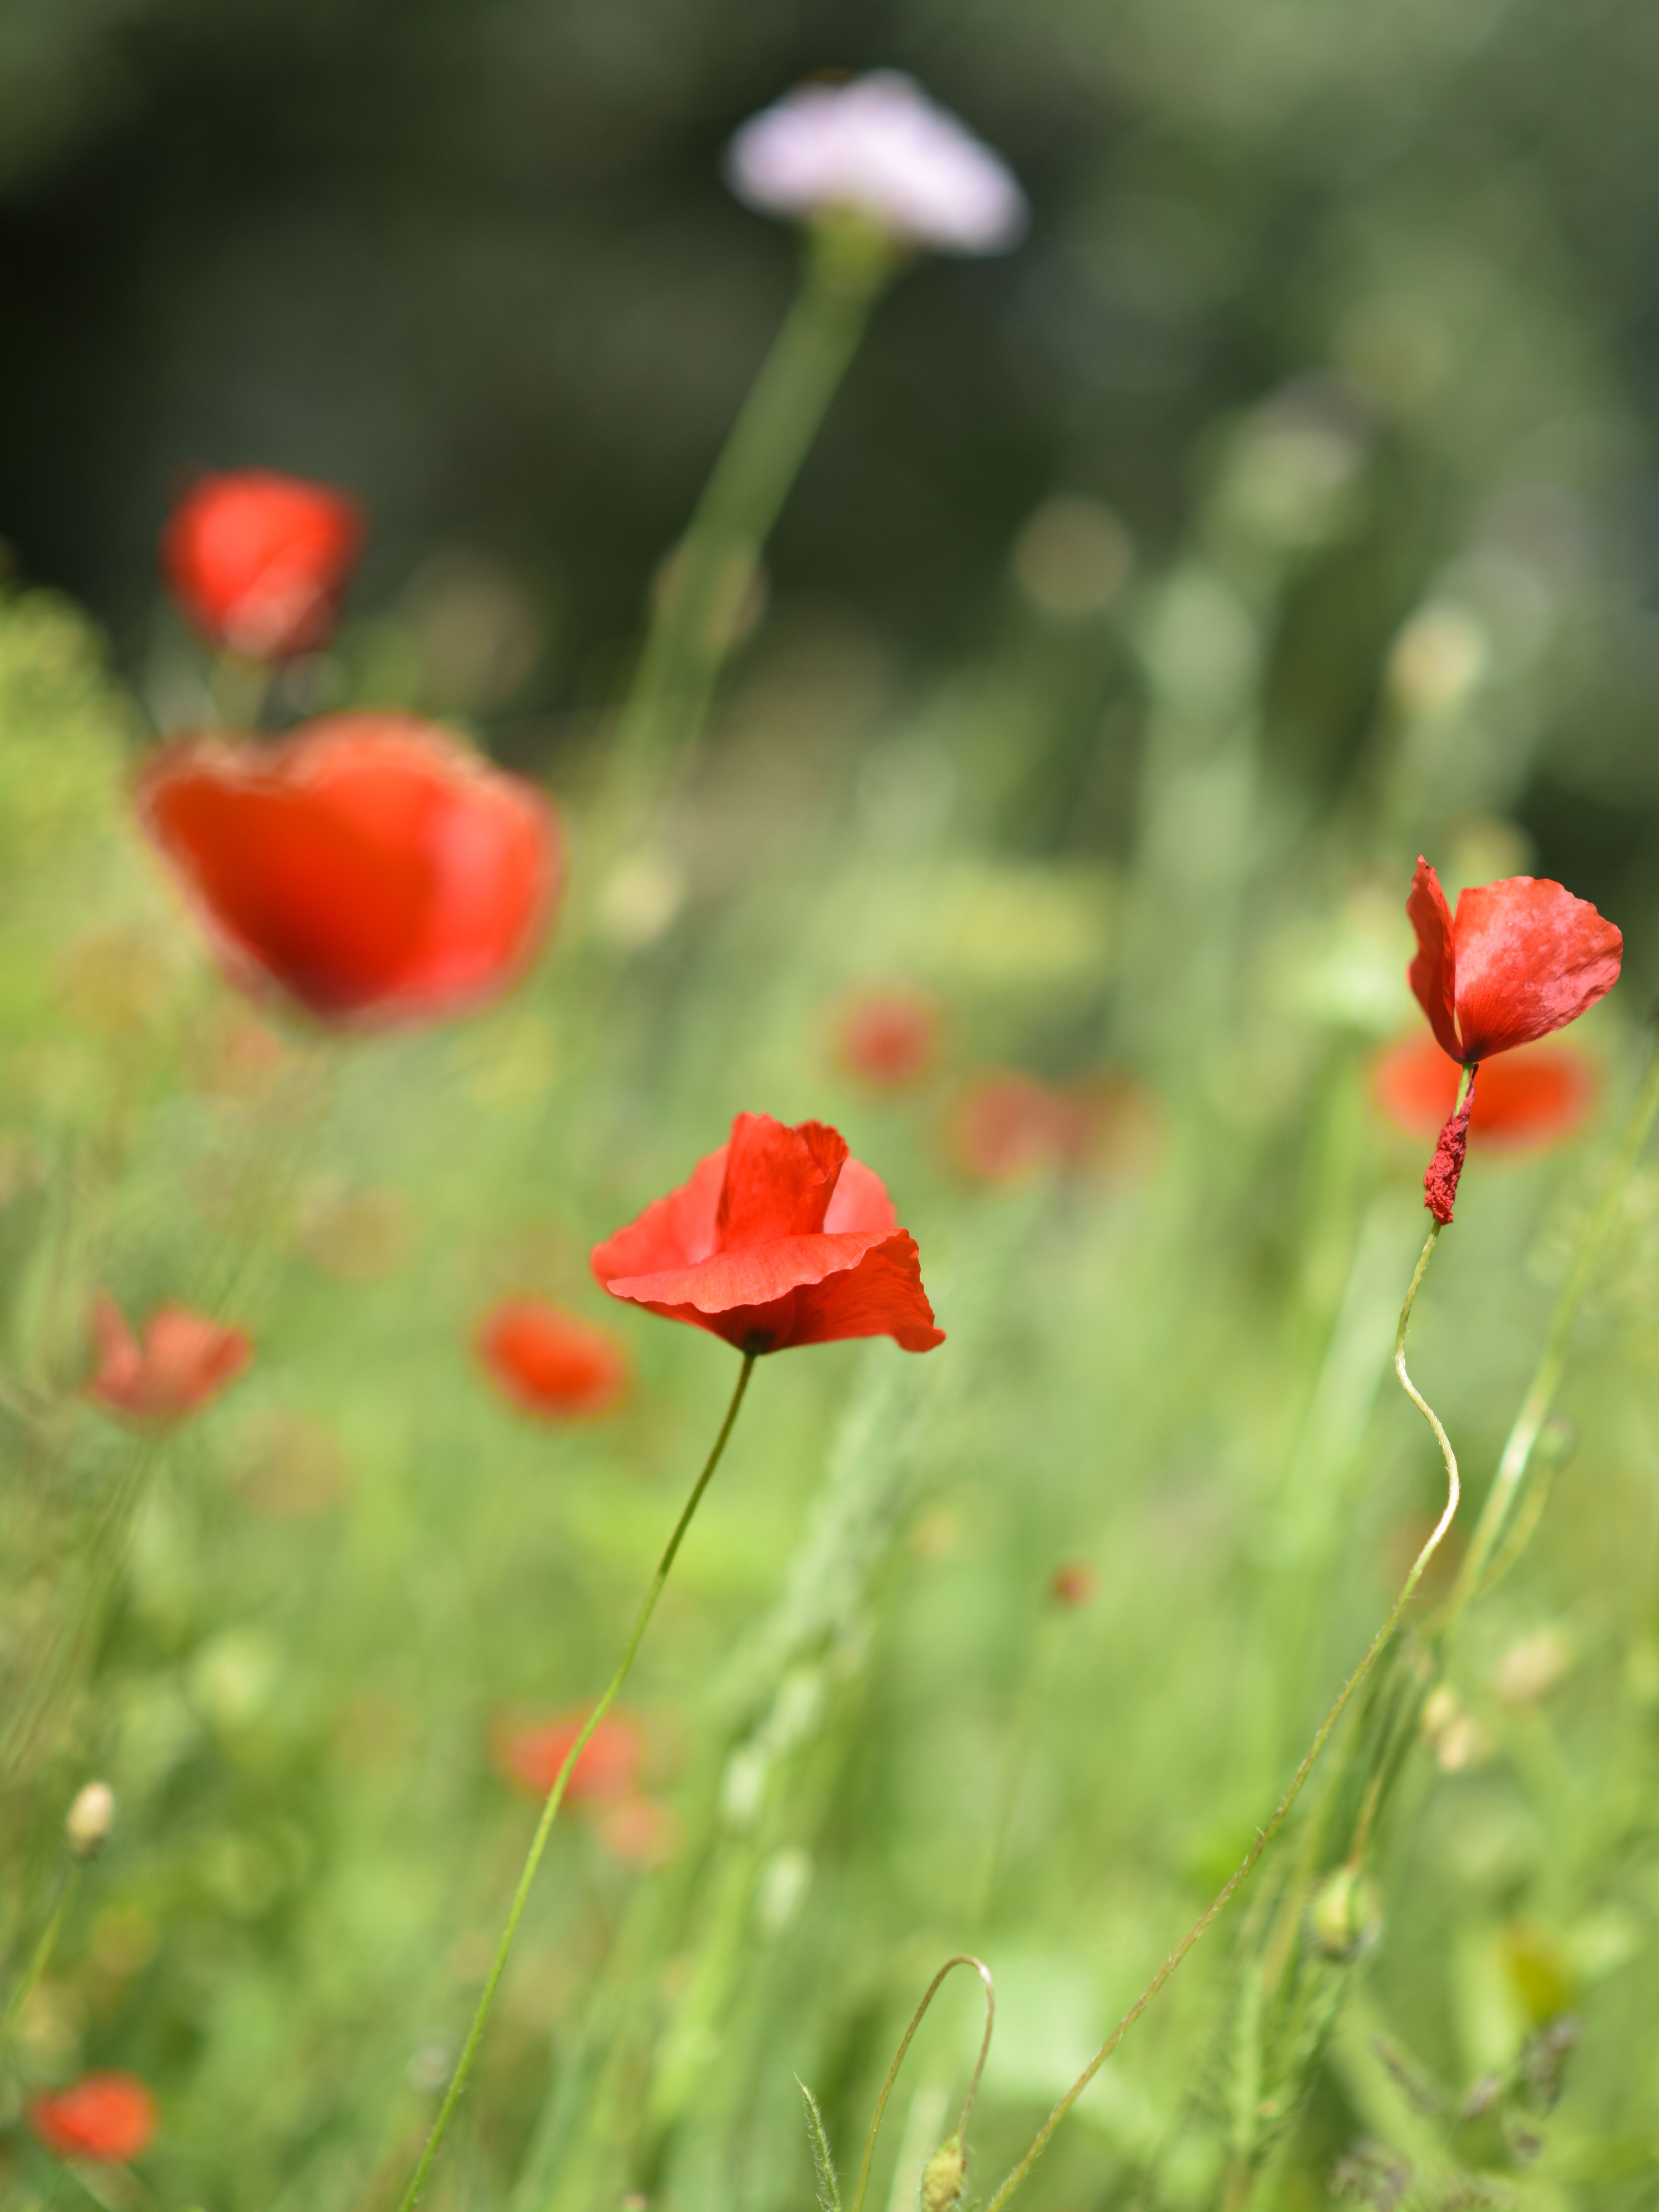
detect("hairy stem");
top-left (849, 1954), bottom-right (994, 2212)
top-left (395, 1353), bottom-right (758, 2212)
top-left (0, 1866), bottom-right (81, 2071)
top-left (982, 1221), bottom-right (1459, 2212)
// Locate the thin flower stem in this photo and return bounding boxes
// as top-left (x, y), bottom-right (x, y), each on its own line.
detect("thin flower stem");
top-left (1440, 1029), bottom-right (1659, 1633)
top-left (981, 1221), bottom-right (1460, 2212)
top-left (610, 223), bottom-right (894, 773)
top-left (395, 1352), bottom-right (758, 2212)
top-left (848, 1955), bottom-right (994, 2212)
top-left (0, 1865), bottom-right (81, 2071)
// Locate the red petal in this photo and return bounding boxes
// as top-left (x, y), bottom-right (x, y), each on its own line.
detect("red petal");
top-left (715, 1113), bottom-right (849, 1244)
top-left (590, 1145), bottom-right (727, 1284)
top-left (1406, 857), bottom-right (1462, 1061)
top-left (1450, 874), bottom-right (1623, 1060)
top-left (29, 2074), bottom-right (157, 2163)
top-left (823, 1154), bottom-right (899, 1234)
top-left (604, 1228), bottom-right (897, 1323)
top-left (782, 1231), bottom-right (946, 1351)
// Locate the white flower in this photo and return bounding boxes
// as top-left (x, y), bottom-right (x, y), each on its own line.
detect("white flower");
top-left (725, 72), bottom-right (1027, 256)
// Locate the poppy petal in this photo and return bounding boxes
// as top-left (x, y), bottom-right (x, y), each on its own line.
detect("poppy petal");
top-left (1406, 858), bottom-right (1462, 1061)
top-left (1451, 874), bottom-right (1623, 1061)
top-left (715, 1114), bottom-right (849, 1244)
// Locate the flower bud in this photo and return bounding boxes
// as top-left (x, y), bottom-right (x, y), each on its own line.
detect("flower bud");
top-left (65, 1782), bottom-right (116, 1857)
top-left (1308, 1866), bottom-right (1381, 1962)
top-left (919, 2132), bottom-right (965, 2212)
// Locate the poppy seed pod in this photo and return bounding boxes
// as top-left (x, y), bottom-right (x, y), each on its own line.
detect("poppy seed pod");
top-left (161, 468), bottom-right (363, 661)
top-left (919, 2133), bottom-right (966, 2212)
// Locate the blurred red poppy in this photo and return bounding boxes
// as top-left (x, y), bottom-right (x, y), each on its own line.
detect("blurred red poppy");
top-left (136, 714), bottom-right (561, 1029)
top-left (1049, 1561), bottom-right (1099, 1608)
top-left (87, 1295), bottom-right (251, 1422)
top-left (1372, 1033), bottom-right (1596, 1153)
top-left (161, 469), bottom-right (363, 660)
top-left (592, 1112), bottom-right (943, 1355)
top-left (493, 1708), bottom-right (643, 1801)
top-left (834, 986), bottom-right (943, 1089)
top-left (476, 1298), bottom-right (630, 1420)
top-left (592, 1792), bottom-right (684, 1868)
top-left (944, 1068), bottom-right (1160, 1186)
top-left (29, 2073), bottom-right (157, 2163)
top-left (1407, 858), bottom-right (1621, 1065)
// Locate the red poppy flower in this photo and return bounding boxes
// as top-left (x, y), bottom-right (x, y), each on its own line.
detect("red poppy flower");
top-left (87, 1295), bottom-right (251, 1421)
top-left (476, 1298), bottom-right (630, 1420)
top-left (591, 1113), bottom-right (944, 1355)
top-left (834, 986), bottom-right (943, 1090)
top-left (29, 2073), bottom-right (157, 2163)
top-left (1406, 859), bottom-right (1619, 1223)
top-left (1372, 1034), bottom-right (1597, 1154)
top-left (943, 1069), bottom-right (1160, 1186)
top-left (161, 469), bottom-right (363, 660)
top-left (1406, 857), bottom-right (1622, 1066)
top-left (493, 1708), bottom-right (643, 1801)
top-left (136, 714), bottom-right (561, 1029)
top-left (1049, 1561), bottom-right (1099, 1608)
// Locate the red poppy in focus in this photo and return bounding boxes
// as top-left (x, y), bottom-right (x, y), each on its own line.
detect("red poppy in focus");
top-left (1372, 1034), bottom-right (1597, 1153)
top-left (476, 1298), bottom-right (630, 1420)
top-left (1406, 859), bottom-right (1619, 1223)
top-left (834, 986), bottom-right (943, 1090)
top-left (87, 1295), bottom-right (251, 1422)
top-left (29, 2074), bottom-right (157, 2163)
top-left (161, 469), bottom-right (363, 660)
top-left (591, 1113), bottom-right (944, 1355)
top-left (1407, 857), bottom-right (1621, 1066)
top-left (493, 1708), bottom-right (643, 1801)
top-left (136, 714), bottom-right (561, 1029)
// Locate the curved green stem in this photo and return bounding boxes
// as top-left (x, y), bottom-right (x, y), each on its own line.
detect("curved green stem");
top-left (1441, 1032), bottom-right (1659, 1634)
top-left (610, 219), bottom-right (895, 774)
top-left (396, 1352), bottom-right (758, 2212)
top-left (849, 1954), bottom-right (994, 2212)
top-left (982, 1222), bottom-right (1460, 2212)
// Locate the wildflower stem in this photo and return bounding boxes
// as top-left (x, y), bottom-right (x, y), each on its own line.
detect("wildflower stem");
top-left (1440, 1029), bottom-right (1659, 1632)
top-left (849, 1954), bottom-right (994, 2212)
top-left (0, 1866), bottom-right (81, 2071)
top-left (981, 1222), bottom-right (1459, 2212)
top-left (612, 222), bottom-right (894, 770)
top-left (395, 1351), bottom-right (758, 2212)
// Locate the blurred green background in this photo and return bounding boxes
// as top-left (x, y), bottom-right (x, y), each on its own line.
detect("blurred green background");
top-left (4, 6), bottom-right (1659, 2212)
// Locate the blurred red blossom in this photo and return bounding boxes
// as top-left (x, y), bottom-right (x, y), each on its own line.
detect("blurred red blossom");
top-left (833, 985), bottom-right (944, 1090)
top-left (1406, 859), bottom-right (1619, 1223)
top-left (1372, 1033), bottom-right (1596, 1153)
top-left (1407, 858), bottom-right (1621, 1065)
top-left (87, 1295), bottom-right (251, 1422)
top-left (592, 1112), bottom-right (943, 1355)
top-left (28, 2073), bottom-right (157, 2163)
top-left (161, 468), bottom-right (363, 661)
top-left (493, 1708), bottom-right (644, 1801)
top-left (944, 1069), bottom-right (1160, 1185)
top-left (1049, 1561), bottom-right (1099, 1608)
top-left (592, 1793), bottom-right (684, 1868)
top-left (476, 1298), bottom-right (630, 1421)
top-left (136, 713), bottom-right (561, 1029)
